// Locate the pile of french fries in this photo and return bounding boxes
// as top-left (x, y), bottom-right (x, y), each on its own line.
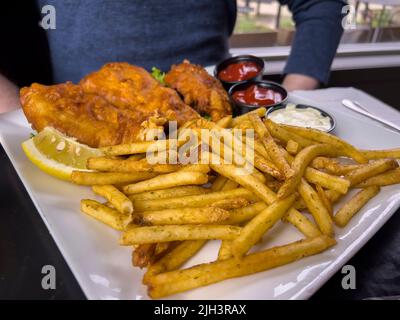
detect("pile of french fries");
top-left (71, 107), bottom-right (400, 298)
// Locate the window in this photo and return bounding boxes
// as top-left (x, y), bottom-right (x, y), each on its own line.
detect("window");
top-left (231, 0), bottom-right (400, 47)
top-left (230, 0), bottom-right (400, 73)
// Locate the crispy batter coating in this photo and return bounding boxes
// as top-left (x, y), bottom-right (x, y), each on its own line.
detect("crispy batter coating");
top-left (165, 60), bottom-right (232, 121)
top-left (20, 63), bottom-right (200, 147)
top-left (20, 82), bottom-right (148, 147)
top-left (80, 63), bottom-right (199, 126)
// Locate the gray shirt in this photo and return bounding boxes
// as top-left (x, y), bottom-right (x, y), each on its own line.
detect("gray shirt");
top-left (36, 0), bottom-right (345, 84)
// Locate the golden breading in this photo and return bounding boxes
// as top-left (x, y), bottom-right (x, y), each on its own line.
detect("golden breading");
top-left (165, 60), bottom-right (232, 121)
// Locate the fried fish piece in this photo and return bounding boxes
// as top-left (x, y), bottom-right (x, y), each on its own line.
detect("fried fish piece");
top-left (80, 62), bottom-right (200, 126)
top-left (165, 60), bottom-right (232, 121)
top-left (20, 63), bottom-right (200, 147)
top-left (20, 82), bottom-right (147, 147)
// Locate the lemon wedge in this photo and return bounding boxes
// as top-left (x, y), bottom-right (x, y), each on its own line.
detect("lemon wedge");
top-left (22, 127), bottom-right (103, 181)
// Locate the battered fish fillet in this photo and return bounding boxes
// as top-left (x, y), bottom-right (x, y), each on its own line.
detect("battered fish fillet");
top-left (165, 60), bottom-right (232, 121)
top-left (80, 62), bottom-right (199, 126)
top-left (20, 63), bottom-right (200, 147)
top-left (20, 82), bottom-right (148, 147)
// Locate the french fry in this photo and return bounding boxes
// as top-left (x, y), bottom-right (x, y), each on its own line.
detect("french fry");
top-left (209, 155), bottom-right (321, 238)
top-left (131, 188), bottom-right (257, 211)
top-left (155, 242), bottom-right (177, 256)
top-left (80, 199), bottom-right (132, 231)
top-left (249, 114), bottom-right (293, 178)
top-left (178, 164), bottom-right (210, 173)
top-left (210, 161), bottom-right (276, 204)
top-left (265, 178), bottom-right (282, 192)
top-left (234, 119), bottom-right (252, 132)
top-left (232, 194), bottom-right (296, 258)
top-left (125, 221), bottom-right (140, 231)
top-left (87, 157), bottom-right (180, 173)
top-left (198, 128), bottom-right (269, 183)
top-left (254, 153), bottom-right (285, 180)
top-left (264, 119), bottom-right (315, 148)
top-left (334, 186), bottom-right (380, 227)
top-left (235, 121), bottom-right (275, 163)
top-left (304, 167), bottom-right (350, 194)
top-left (298, 179), bottom-right (333, 235)
top-left (133, 242), bottom-right (180, 269)
top-left (210, 197), bottom-right (250, 210)
top-left (216, 115), bottom-right (232, 128)
top-left (279, 124), bottom-right (368, 163)
top-left (128, 186), bottom-right (210, 201)
top-left (230, 107), bottom-right (266, 127)
top-left (251, 168), bottom-right (268, 183)
top-left (191, 118), bottom-right (255, 170)
top-left (71, 171), bottom-right (157, 185)
top-left (221, 179), bottom-right (239, 191)
top-left (92, 185), bottom-right (133, 214)
top-left (195, 121), bottom-right (274, 186)
top-left (360, 148), bottom-right (400, 160)
top-left (357, 168), bottom-right (400, 187)
top-left (128, 154), bottom-right (146, 161)
top-left (253, 140), bottom-right (271, 160)
top-left (315, 184), bottom-right (333, 217)
top-left (294, 198), bottom-right (307, 210)
top-left (138, 207), bottom-right (230, 225)
top-left (277, 144), bottom-right (341, 199)
top-left (120, 225), bottom-right (242, 245)
top-left (211, 175), bottom-right (227, 191)
top-left (132, 244), bottom-right (156, 268)
top-left (283, 209), bottom-right (322, 237)
top-left (143, 240), bottom-right (206, 284)
top-left (345, 159), bottom-right (398, 186)
top-left (311, 157), bottom-right (363, 175)
top-left (100, 139), bottom-right (183, 156)
top-left (286, 140), bottom-right (299, 155)
top-left (278, 145), bottom-right (294, 164)
top-left (224, 202), bottom-right (267, 225)
top-left (325, 189), bottom-right (343, 204)
top-left (218, 240), bottom-right (233, 260)
top-left (147, 235), bottom-right (336, 298)
top-left (123, 171), bottom-right (209, 194)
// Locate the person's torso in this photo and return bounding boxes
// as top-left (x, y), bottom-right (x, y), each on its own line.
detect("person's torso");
top-left (36, 0), bottom-right (236, 83)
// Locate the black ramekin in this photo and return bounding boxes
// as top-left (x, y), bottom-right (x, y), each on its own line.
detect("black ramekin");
top-left (228, 80), bottom-right (288, 116)
top-left (214, 55), bottom-right (265, 91)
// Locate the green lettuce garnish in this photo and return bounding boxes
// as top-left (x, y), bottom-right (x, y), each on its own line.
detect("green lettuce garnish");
top-left (151, 67), bottom-right (166, 85)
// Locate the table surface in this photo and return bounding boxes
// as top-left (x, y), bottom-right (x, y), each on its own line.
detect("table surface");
top-left (1, 87), bottom-right (399, 300)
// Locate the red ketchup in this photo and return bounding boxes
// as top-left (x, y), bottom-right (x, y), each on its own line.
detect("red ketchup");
top-left (232, 84), bottom-right (282, 107)
top-left (218, 61), bottom-right (261, 82)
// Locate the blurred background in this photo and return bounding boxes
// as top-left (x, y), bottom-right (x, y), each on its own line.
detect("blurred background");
top-left (231, 0), bottom-right (400, 47)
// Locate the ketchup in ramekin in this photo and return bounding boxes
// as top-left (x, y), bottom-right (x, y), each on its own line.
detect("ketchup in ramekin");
top-left (218, 61), bottom-right (261, 82)
top-left (214, 55), bottom-right (264, 90)
top-left (228, 80), bottom-right (288, 115)
top-left (232, 84), bottom-right (283, 107)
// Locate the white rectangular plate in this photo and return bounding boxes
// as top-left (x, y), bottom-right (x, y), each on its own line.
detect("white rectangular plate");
top-left (1, 96), bottom-right (400, 300)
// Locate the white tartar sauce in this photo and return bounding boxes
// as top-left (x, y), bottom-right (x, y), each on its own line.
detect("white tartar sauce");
top-left (268, 104), bottom-right (332, 131)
